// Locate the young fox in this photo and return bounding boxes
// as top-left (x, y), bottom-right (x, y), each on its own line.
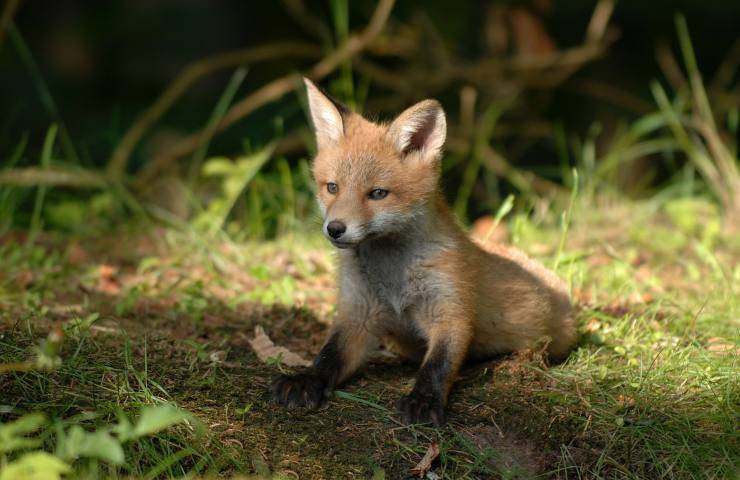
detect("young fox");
top-left (271, 78), bottom-right (577, 426)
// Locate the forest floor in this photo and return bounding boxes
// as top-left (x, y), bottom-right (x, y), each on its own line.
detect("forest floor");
top-left (1, 197), bottom-right (738, 479)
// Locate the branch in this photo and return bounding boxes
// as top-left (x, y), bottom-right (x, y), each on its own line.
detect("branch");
top-left (446, 137), bottom-right (564, 198)
top-left (106, 42), bottom-right (322, 179)
top-left (711, 37), bottom-right (740, 92)
top-left (0, 167), bottom-right (108, 188)
top-left (280, 0), bottom-right (333, 47)
top-left (0, 0), bottom-right (22, 50)
top-left (585, 0), bottom-right (615, 43)
top-left (0, 361), bottom-right (34, 373)
top-left (137, 0), bottom-right (396, 187)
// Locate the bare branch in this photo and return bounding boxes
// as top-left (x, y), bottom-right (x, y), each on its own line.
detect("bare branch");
top-left (280, 0), bottom-right (333, 46)
top-left (585, 0), bottom-right (615, 44)
top-left (138, 0), bottom-right (396, 187)
top-left (107, 42), bottom-right (322, 179)
top-left (0, 0), bottom-right (22, 50)
top-left (0, 167), bottom-right (108, 188)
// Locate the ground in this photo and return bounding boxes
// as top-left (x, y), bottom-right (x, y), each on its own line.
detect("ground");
top-left (0, 198), bottom-right (738, 479)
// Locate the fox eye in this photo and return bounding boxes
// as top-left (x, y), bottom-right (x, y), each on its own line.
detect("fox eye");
top-left (368, 188), bottom-right (389, 200)
top-left (327, 182), bottom-right (338, 194)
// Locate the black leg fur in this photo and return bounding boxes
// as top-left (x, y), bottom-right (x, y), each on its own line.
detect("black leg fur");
top-left (271, 333), bottom-right (342, 409)
top-left (396, 341), bottom-right (451, 426)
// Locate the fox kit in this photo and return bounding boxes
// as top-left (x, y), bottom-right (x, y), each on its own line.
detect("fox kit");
top-left (271, 78), bottom-right (577, 425)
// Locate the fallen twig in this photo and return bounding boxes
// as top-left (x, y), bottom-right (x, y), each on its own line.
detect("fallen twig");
top-left (410, 442), bottom-right (440, 477)
top-left (0, 166), bottom-right (108, 188)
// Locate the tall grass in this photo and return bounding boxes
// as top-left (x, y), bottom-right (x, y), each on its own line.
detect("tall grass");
top-left (1, 11), bottom-right (737, 240)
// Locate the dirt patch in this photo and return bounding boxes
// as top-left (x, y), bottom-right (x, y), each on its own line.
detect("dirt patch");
top-left (3, 229), bottom-right (736, 478)
top-left (462, 424), bottom-right (549, 478)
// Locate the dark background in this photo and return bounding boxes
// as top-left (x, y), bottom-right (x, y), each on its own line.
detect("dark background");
top-left (1, 0), bottom-right (739, 225)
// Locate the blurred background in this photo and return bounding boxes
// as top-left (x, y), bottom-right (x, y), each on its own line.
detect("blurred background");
top-left (1, 3), bottom-right (738, 478)
top-left (0, 0), bottom-right (738, 237)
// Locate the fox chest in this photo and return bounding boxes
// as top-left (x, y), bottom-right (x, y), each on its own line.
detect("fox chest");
top-left (350, 244), bottom-right (433, 317)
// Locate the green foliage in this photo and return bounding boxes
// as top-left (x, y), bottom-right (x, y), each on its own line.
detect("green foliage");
top-left (0, 5), bottom-right (738, 479)
top-left (244, 275), bottom-right (296, 306)
top-left (57, 427), bottom-right (124, 464)
top-left (115, 405), bottom-right (193, 442)
top-left (189, 67), bottom-right (249, 184)
top-left (663, 197), bottom-right (721, 248)
top-left (195, 144), bottom-right (275, 236)
top-left (0, 452), bottom-right (71, 480)
top-left (0, 405), bottom-right (195, 478)
top-left (0, 414), bottom-right (46, 454)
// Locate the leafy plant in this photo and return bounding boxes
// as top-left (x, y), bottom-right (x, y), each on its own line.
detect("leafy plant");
top-left (0, 405), bottom-right (196, 479)
top-left (194, 144), bottom-right (275, 236)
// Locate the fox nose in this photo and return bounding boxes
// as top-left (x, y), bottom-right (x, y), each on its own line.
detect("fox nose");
top-left (326, 220), bottom-right (346, 239)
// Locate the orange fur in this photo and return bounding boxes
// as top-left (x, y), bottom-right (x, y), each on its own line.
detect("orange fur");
top-left (306, 77), bottom-right (577, 391)
top-left (272, 79), bottom-right (577, 425)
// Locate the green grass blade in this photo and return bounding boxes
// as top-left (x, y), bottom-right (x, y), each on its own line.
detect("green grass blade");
top-left (675, 14), bottom-right (716, 130)
top-left (188, 66), bottom-right (249, 185)
top-left (7, 23), bottom-right (79, 165)
top-left (28, 124), bottom-right (58, 242)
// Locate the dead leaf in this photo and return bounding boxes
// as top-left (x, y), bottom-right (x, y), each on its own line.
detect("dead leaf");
top-left (410, 442), bottom-right (440, 478)
top-left (585, 318), bottom-right (601, 333)
top-left (16, 271), bottom-right (33, 290)
top-left (248, 326), bottom-right (311, 367)
top-left (616, 394), bottom-right (636, 409)
top-left (66, 241), bottom-right (90, 265)
top-left (99, 264), bottom-right (117, 279)
top-left (509, 7), bottom-right (556, 56)
top-left (97, 264), bottom-right (121, 295)
top-left (706, 337), bottom-right (738, 356)
top-left (471, 216), bottom-right (510, 246)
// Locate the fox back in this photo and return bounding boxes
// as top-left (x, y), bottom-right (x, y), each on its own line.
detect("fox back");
top-left (270, 79), bottom-right (577, 426)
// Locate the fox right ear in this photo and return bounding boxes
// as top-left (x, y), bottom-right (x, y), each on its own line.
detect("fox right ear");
top-left (386, 99), bottom-right (446, 162)
top-left (304, 78), bottom-right (348, 150)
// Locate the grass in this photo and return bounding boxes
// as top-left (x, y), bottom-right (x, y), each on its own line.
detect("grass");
top-left (1, 9), bottom-right (738, 479)
top-left (1, 192), bottom-right (738, 479)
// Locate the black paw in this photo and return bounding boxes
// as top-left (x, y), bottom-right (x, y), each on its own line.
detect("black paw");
top-left (396, 391), bottom-right (446, 426)
top-left (270, 373), bottom-right (327, 409)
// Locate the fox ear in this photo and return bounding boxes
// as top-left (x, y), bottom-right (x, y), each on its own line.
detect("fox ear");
top-left (386, 99), bottom-right (446, 161)
top-left (304, 77), bottom-right (349, 150)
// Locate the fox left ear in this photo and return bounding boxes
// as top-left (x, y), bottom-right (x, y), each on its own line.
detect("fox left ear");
top-left (303, 77), bottom-right (350, 150)
top-left (386, 99), bottom-right (446, 162)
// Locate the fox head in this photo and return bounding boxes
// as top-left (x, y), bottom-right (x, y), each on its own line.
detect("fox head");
top-left (304, 78), bottom-right (446, 248)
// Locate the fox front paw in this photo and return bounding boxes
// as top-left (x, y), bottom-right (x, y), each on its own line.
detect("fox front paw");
top-left (396, 391), bottom-right (446, 426)
top-left (270, 373), bottom-right (328, 409)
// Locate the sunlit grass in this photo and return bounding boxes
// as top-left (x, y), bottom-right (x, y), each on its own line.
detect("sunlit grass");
top-left (0, 8), bottom-right (738, 478)
top-left (1, 193), bottom-right (737, 478)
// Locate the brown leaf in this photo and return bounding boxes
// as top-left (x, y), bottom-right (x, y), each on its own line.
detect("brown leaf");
top-left (97, 264), bottom-right (121, 295)
top-left (66, 241), bottom-right (90, 265)
top-left (16, 271), bottom-right (34, 290)
top-left (248, 326), bottom-right (311, 367)
top-left (410, 442), bottom-right (440, 477)
top-left (585, 318), bottom-right (601, 333)
top-left (706, 337), bottom-right (738, 356)
top-left (616, 394), bottom-right (636, 409)
top-left (471, 216), bottom-right (510, 247)
top-left (509, 8), bottom-right (556, 56)
top-left (99, 264), bottom-right (117, 279)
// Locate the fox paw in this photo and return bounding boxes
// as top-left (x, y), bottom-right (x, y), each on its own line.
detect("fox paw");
top-left (271, 373), bottom-right (327, 409)
top-left (396, 391), bottom-right (446, 426)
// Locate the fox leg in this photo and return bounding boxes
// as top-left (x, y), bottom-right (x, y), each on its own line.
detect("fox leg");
top-left (396, 315), bottom-right (472, 426)
top-left (271, 316), bottom-right (378, 409)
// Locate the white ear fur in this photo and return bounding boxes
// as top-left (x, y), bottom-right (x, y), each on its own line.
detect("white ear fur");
top-left (386, 99), bottom-right (446, 161)
top-left (304, 78), bottom-right (345, 150)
